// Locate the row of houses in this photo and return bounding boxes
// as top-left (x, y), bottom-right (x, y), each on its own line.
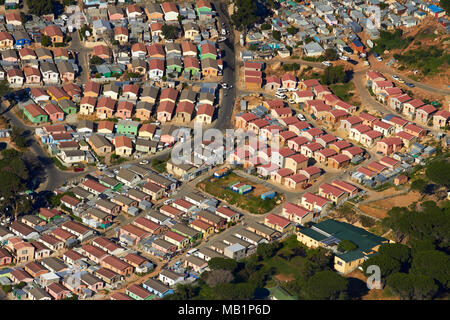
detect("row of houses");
top-left (366, 70), bottom-right (450, 129)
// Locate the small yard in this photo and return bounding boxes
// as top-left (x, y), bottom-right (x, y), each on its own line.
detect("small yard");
top-left (330, 82), bottom-right (355, 102)
top-left (151, 157), bottom-right (168, 173)
top-left (196, 172), bottom-right (282, 214)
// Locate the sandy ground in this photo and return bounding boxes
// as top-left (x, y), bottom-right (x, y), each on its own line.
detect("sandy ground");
top-left (344, 270), bottom-right (400, 300)
top-left (358, 190), bottom-right (421, 219)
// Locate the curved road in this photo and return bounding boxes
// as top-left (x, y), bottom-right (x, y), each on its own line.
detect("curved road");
top-left (0, 103), bottom-right (78, 191)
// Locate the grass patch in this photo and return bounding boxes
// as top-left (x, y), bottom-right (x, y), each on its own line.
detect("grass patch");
top-left (151, 158), bottom-right (168, 173)
top-left (373, 29), bottom-right (413, 56)
top-left (196, 172), bottom-right (281, 214)
top-left (110, 154), bottom-right (127, 165)
top-left (52, 157), bottom-right (68, 171)
top-left (394, 46), bottom-right (450, 76)
top-left (330, 82), bottom-right (355, 102)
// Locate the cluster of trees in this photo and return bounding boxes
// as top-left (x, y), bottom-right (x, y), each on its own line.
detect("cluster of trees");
top-left (26, 0), bottom-right (53, 16)
top-left (440, 0), bottom-right (450, 15)
top-left (231, 0), bottom-right (272, 32)
top-left (164, 255), bottom-right (274, 300)
top-left (89, 56), bottom-right (104, 66)
top-left (394, 46), bottom-right (450, 76)
top-left (321, 66), bottom-right (350, 85)
top-left (373, 29), bottom-right (413, 55)
top-left (0, 149), bottom-right (32, 222)
top-left (282, 63), bottom-right (300, 72)
top-left (362, 241), bottom-right (449, 299)
top-left (323, 48), bottom-right (339, 61)
top-left (371, 201), bottom-right (450, 299)
top-left (166, 239), bottom-right (348, 300)
top-left (281, 244), bottom-right (350, 300)
top-left (161, 25), bottom-right (180, 40)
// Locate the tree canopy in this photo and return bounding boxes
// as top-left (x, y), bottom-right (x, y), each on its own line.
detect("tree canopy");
top-left (410, 250), bottom-right (450, 289)
top-left (362, 254), bottom-right (401, 280)
top-left (321, 66), bottom-right (349, 85)
top-left (26, 0), bottom-right (53, 16)
top-left (231, 0), bottom-right (271, 31)
top-left (207, 258), bottom-right (238, 272)
top-left (303, 271), bottom-right (349, 300)
top-left (161, 25), bottom-right (180, 40)
top-left (382, 202), bottom-right (450, 251)
top-left (386, 273), bottom-right (438, 300)
top-left (425, 160), bottom-right (450, 187)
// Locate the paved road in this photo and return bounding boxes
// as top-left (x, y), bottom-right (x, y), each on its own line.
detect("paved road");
top-left (68, 30), bottom-right (92, 85)
top-left (368, 56), bottom-right (450, 96)
top-left (352, 70), bottom-right (442, 135)
top-left (0, 102), bottom-right (78, 191)
top-left (212, 0), bottom-right (236, 131)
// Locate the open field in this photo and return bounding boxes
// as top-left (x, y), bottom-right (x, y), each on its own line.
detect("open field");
top-left (358, 190), bottom-right (421, 219)
top-left (196, 172), bottom-right (282, 214)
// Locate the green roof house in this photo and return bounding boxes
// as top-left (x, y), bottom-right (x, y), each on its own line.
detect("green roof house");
top-left (166, 57), bottom-right (183, 74)
top-left (116, 119), bottom-right (139, 136)
top-left (297, 219), bottom-right (389, 274)
top-left (23, 103), bottom-right (48, 123)
top-left (196, 0), bottom-right (213, 16)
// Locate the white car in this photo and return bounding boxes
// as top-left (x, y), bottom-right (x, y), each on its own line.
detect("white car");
top-left (339, 55), bottom-right (349, 61)
top-left (322, 61), bottom-right (332, 67)
top-left (275, 93), bottom-right (287, 99)
top-left (392, 75), bottom-right (400, 81)
top-left (139, 160), bottom-right (149, 165)
top-left (297, 114), bottom-right (306, 121)
top-left (288, 99), bottom-right (295, 104)
top-left (163, 199), bottom-right (173, 205)
top-left (276, 88), bottom-right (288, 93)
top-left (376, 56), bottom-right (383, 62)
top-left (113, 169), bottom-right (119, 174)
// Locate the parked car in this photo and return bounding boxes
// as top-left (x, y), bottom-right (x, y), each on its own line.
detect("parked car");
top-left (322, 61), bottom-right (332, 67)
top-left (405, 82), bottom-right (415, 88)
top-left (302, 183), bottom-right (312, 190)
top-left (392, 75), bottom-right (400, 81)
top-left (376, 56), bottom-right (383, 62)
top-left (398, 78), bottom-right (405, 83)
top-left (139, 160), bottom-right (149, 165)
top-left (74, 167), bottom-right (84, 172)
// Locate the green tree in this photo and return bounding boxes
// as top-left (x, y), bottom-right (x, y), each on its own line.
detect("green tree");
top-left (89, 55), bottom-right (104, 66)
top-left (272, 30), bottom-right (281, 41)
top-left (378, 243), bottom-right (411, 271)
top-left (0, 80), bottom-right (11, 98)
top-left (337, 240), bottom-right (357, 252)
top-left (161, 25), bottom-right (180, 40)
top-left (231, 0), bottom-right (260, 31)
top-left (26, 0), bottom-right (53, 16)
top-left (362, 254), bottom-right (401, 280)
top-left (207, 258), bottom-right (238, 272)
top-left (261, 23), bottom-right (271, 30)
top-left (303, 271), bottom-right (349, 300)
top-left (214, 282), bottom-right (256, 300)
top-left (425, 160), bottom-right (450, 187)
top-left (441, 0), bottom-right (450, 15)
top-left (323, 48), bottom-right (338, 61)
top-left (321, 66), bottom-right (347, 85)
top-left (386, 273), bottom-right (438, 300)
top-left (287, 26), bottom-right (298, 35)
top-left (256, 241), bottom-right (280, 259)
top-left (410, 179), bottom-right (428, 194)
top-left (411, 250), bottom-right (450, 289)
